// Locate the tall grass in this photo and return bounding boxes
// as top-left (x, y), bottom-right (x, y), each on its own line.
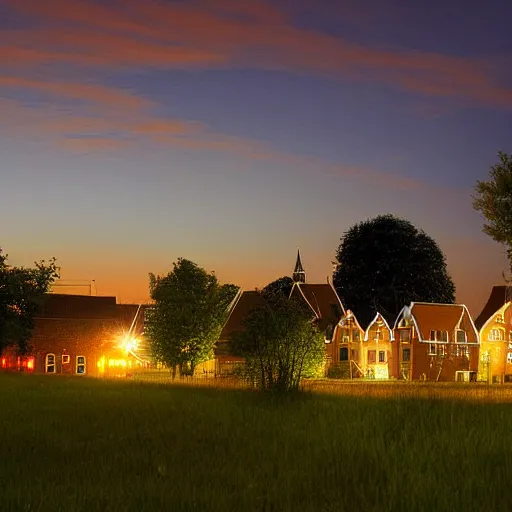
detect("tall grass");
top-left (1, 374), bottom-right (512, 511)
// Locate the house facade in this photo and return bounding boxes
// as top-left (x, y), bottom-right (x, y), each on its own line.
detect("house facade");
top-left (363, 313), bottom-right (394, 379)
top-left (393, 302), bottom-right (479, 381)
top-left (1, 294), bottom-right (150, 377)
top-left (477, 301), bottom-right (512, 383)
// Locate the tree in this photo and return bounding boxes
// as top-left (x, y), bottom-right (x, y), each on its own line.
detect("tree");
top-left (473, 151), bottom-right (512, 273)
top-left (262, 276), bottom-right (294, 300)
top-left (231, 293), bottom-right (325, 392)
top-left (147, 258), bottom-right (238, 377)
top-left (0, 249), bottom-right (59, 357)
top-left (333, 214), bottom-right (455, 327)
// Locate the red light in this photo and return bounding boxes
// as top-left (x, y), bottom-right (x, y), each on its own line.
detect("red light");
top-left (26, 358), bottom-right (35, 371)
top-left (1, 358), bottom-right (6, 368)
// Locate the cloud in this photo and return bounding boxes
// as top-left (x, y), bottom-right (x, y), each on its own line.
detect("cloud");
top-left (2, 0), bottom-right (511, 107)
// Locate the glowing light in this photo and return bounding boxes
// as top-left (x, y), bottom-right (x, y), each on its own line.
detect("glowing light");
top-left (26, 358), bottom-right (34, 370)
top-left (1, 358), bottom-right (6, 368)
top-left (119, 335), bottom-right (138, 353)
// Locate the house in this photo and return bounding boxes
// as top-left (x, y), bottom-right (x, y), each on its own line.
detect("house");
top-left (363, 313), bottom-right (394, 379)
top-left (393, 302), bottom-right (479, 381)
top-left (215, 290), bottom-right (263, 375)
top-left (475, 287), bottom-right (512, 383)
top-left (329, 310), bottom-right (364, 378)
top-left (1, 294), bottom-right (150, 377)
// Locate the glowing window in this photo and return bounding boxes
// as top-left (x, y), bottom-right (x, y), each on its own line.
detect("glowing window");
top-left (428, 344), bottom-right (437, 356)
top-left (489, 329), bottom-right (504, 341)
top-left (45, 353), bottom-right (56, 374)
top-left (62, 355), bottom-right (70, 364)
top-left (76, 356), bottom-right (86, 375)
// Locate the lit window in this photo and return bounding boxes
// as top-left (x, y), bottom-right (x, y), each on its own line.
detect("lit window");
top-left (496, 314), bottom-right (505, 323)
top-left (62, 354), bottom-right (70, 364)
top-left (438, 345), bottom-right (446, 357)
top-left (456, 330), bottom-right (467, 343)
top-left (352, 330), bottom-right (360, 342)
top-left (428, 344), bottom-right (437, 356)
top-left (402, 348), bottom-right (411, 362)
top-left (489, 329), bottom-right (504, 341)
top-left (374, 330), bottom-right (381, 341)
top-left (507, 352), bottom-right (512, 364)
top-left (378, 350), bottom-right (386, 363)
top-left (76, 356), bottom-right (86, 374)
top-left (45, 353), bottom-right (56, 374)
top-left (368, 350), bottom-right (376, 364)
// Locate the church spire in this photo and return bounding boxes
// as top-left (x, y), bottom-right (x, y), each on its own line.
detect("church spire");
top-left (293, 248), bottom-right (306, 283)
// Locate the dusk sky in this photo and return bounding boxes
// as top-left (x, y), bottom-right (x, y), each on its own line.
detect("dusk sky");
top-left (1, 0), bottom-right (511, 314)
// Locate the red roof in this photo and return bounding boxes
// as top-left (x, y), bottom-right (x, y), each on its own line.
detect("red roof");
top-left (218, 291), bottom-right (265, 342)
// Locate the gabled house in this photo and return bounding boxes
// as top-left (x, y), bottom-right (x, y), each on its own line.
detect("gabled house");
top-left (329, 310), bottom-right (364, 378)
top-left (215, 290), bottom-right (263, 374)
top-left (475, 287), bottom-right (512, 383)
top-left (363, 313), bottom-right (394, 379)
top-left (393, 302), bottom-right (479, 381)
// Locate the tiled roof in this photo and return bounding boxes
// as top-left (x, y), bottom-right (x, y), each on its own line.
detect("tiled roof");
top-left (407, 302), bottom-right (478, 342)
top-left (291, 283), bottom-right (345, 323)
top-left (474, 286), bottom-right (512, 330)
top-left (39, 294), bottom-right (118, 319)
top-left (218, 291), bottom-right (266, 342)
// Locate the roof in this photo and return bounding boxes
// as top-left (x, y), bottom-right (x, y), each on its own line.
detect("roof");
top-left (475, 286), bottom-right (512, 330)
top-left (364, 312), bottom-right (394, 341)
top-left (291, 283), bottom-right (345, 323)
top-left (218, 291), bottom-right (266, 342)
top-left (38, 294), bottom-right (118, 319)
top-left (395, 302), bottom-right (478, 342)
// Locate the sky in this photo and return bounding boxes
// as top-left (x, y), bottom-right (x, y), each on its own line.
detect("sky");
top-left (1, 0), bottom-right (511, 315)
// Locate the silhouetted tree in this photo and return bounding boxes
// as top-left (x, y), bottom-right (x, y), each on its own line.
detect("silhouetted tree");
top-left (147, 258), bottom-right (238, 377)
top-left (262, 276), bottom-right (294, 300)
top-left (0, 249), bottom-right (59, 357)
top-left (333, 214), bottom-right (455, 326)
top-left (231, 293), bottom-right (325, 392)
top-left (473, 151), bottom-right (512, 273)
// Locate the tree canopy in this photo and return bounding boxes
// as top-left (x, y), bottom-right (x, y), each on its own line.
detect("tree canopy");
top-left (333, 214), bottom-right (455, 326)
top-left (473, 151), bottom-right (512, 272)
top-left (262, 276), bottom-right (294, 300)
top-left (0, 250), bottom-right (59, 356)
top-left (231, 292), bottom-right (325, 392)
top-left (146, 258), bottom-right (238, 376)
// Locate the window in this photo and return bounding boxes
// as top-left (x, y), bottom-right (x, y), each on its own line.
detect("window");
top-left (62, 354), bottom-right (70, 364)
top-left (378, 351), bottom-right (386, 363)
top-left (438, 345), bottom-right (446, 357)
top-left (374, 330), bottom-right (381, 341)
top-left (368, 350), bottom-right (376, 364)
top-left (428, 344), bottom-right (437, 356)
top-left (76, 356), bottom-right (86, 374)
top-left (45, 353), bottom-right (56, 374)
top-left (507, 352), bottom-right (512, 364)
top-left (399, 329), bottom-right (411, 343)
top-left (496, 314), bottom-right (505, 323)
top-left (339, 347), bottom-right (349, 361)
top-left (352, 330), bottom-right (360, 342)
top-left (456, 330), bottom-right (467, 343)
top-left (489, 329), bottom-right (505, 341)
top-left (324, 324), bottom-right (334, 343)
top-left (437, 331), bottom-right (449, 342)
top-left (429, 330), bottom-right (436, 340)
top-left (402, 348), bottom-right (411, 362)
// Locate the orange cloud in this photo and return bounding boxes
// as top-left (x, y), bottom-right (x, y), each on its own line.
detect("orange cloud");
top-left (0, 76), bottom-right (150, 109)
top-left (3, 0), bottom-right (511, 106)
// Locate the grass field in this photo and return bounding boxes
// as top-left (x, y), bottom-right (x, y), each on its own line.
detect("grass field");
top-left (2, 374), bottom-right (512, 512)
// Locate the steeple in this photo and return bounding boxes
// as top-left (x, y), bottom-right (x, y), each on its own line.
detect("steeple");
top-left (293, 248), bottom-right (306, 283)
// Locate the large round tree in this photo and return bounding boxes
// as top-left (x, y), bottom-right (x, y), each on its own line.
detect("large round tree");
top-left (333, 214), bottom-right (455, 327)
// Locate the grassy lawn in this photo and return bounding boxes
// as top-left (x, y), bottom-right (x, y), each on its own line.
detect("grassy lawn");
top-left (2, 375), bottom-right (512, 512)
